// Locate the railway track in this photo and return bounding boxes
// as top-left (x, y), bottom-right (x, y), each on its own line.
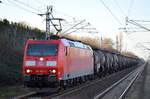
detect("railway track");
top-left (14, 91), bottom-right (37, 99)
top-left (14, 63), bottom-right (145, 99)
top-left (94, 63), bottom-right (145, 99)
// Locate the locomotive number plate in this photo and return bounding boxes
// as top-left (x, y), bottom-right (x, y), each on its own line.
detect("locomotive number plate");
top-left (38, 61), bottom-right (45, 66)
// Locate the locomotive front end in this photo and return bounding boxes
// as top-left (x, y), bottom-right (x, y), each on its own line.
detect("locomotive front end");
top-left (23, 40), bottom-right (60, 88)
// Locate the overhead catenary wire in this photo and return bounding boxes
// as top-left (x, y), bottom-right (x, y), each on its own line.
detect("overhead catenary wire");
top-left (122, 26), bottom-right (150, 32)
top-left (124, 16), bottom-right (150, 34)
top-left (113, 0), bottom-right (126, 16)
top-left (34, 0), bottom-right (53, 8)
top-left (50, 14), bottom-right (64, 34)
top-left (54, 9), bottom-right (76, 20)
top-left (137, 43), bottom-right (150, 51)
top-left (2, 0), bottom-right (14, 6)
top-left (131, 20), bottom-right (150, 22)
top-left (128, 20), bottom-right (150, 31)
top-left (4, 0), bottom-right (98, 36)
top-left (6, 0), bottom-right (38, 15)
top-left (142, 42), bottom-right (150, 44)
top-left (32, 0), bottom-right (47, 5)
top-left (13, 0), bottom-right (39, 12)
top-left (33, 0), bottom-right (51, 10)
top-left (127, 0), bottom-right (135, 17)
top-left (99, 0), bottom-right (122, 25)
top-left (63, 20), bottom-right (86, 33)
top-left (124, 30), bottom-right (150, 33)
top-left (64, 23), bottom-right (90, 35)
top-left (33, 0), bottom-right (43, 5)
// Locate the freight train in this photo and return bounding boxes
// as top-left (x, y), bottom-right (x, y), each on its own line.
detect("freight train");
top-left (23, 38), bottom-right (140, 89)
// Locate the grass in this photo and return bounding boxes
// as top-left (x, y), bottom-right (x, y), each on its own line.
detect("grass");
top-left (0, 85), bottom-right (30, 99)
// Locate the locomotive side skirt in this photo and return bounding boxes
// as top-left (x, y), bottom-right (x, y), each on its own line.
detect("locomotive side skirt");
top-left (62, 70), bottom-right (94, 80)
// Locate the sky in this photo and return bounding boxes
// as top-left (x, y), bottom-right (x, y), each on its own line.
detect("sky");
top-left (0, 0), bottom-right (150, 59)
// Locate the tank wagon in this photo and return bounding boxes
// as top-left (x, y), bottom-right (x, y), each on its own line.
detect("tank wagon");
top-left (93, 49), bottom-right (139, 77)
top-left (23, 38), bottom-right (140, 89)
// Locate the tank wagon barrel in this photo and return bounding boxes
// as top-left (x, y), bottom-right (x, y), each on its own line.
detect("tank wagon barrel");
top-left (93, 49), bottom-right (140, 76)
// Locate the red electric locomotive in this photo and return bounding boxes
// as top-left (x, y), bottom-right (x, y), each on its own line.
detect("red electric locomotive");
top-left (23, 39), bottom-right (94, 88)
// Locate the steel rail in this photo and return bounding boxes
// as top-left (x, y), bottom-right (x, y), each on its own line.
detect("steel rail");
top-left (14, 64), bottom-right (144, 99)
top-left (50, 68), bottom-right (133, 99)
top-left (13, 91), bottom-right (37, 99)
top-left (119, 64), bottom-right (145, 99)
top-left (48, 66), bottom-right (135, 99)
top-left (94, 64), bottom-right (145, 99)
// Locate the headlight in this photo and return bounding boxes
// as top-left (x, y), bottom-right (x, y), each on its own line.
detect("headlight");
top-left (39, 57), bottom-right (44, 61)
top-left (26, 69), bottom-right (32, 73)
top-left (49, 69), bottom-right (56, 74)
top-left (25, 61), bottom-right (36, 66)
top-left (46, 61), bottom-right (57, 66)
top-left (52, 70), bottom-right (56, 73)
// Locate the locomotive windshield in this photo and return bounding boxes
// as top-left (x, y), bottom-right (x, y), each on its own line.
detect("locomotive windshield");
top-left (27, 44), bottom-right (58, 56)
